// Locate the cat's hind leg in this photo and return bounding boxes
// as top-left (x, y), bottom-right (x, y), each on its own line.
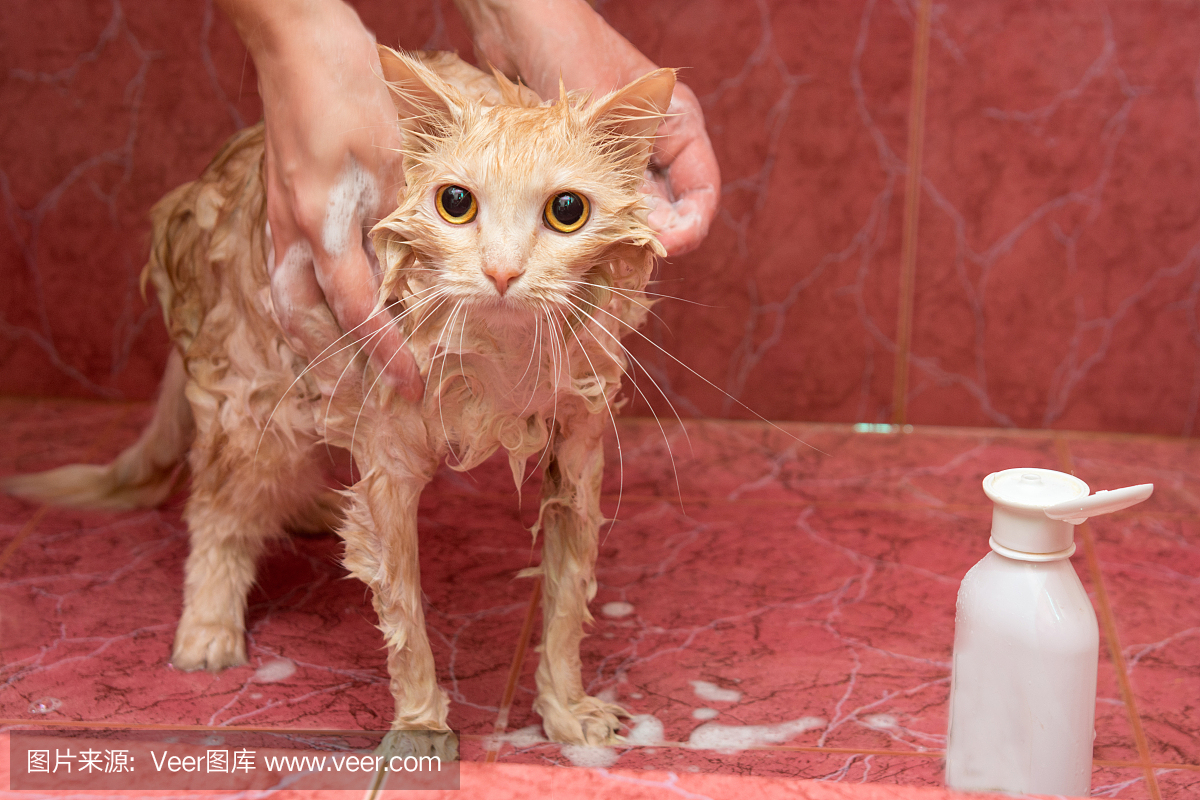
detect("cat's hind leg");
top-left (532, 415), bottom-right (627, 746)
top-left (171, 386), bottom-right (325, 673)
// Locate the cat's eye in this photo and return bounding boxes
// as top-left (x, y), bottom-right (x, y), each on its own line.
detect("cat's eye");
top-left (436, 185), bottom-right (477, 224)
top-left (544, 192), bottom-right (590, 234)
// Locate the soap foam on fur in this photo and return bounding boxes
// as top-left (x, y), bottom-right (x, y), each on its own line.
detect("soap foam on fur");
top-left (321, 158), bottom-right (379, 258)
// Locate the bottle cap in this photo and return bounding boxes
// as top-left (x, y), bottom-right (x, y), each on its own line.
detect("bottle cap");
top-left (983, 469), bottom-right (1089, 558)
top-left (982, 469), bottom-right (1154, 560)
top-left (1044, 484), bottom-right (1155, 525)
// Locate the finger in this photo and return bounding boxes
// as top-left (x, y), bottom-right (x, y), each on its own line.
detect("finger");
top-left (650, 84), bottom-right (711, 168)
top-left (659, 125), bottom-right (720, 215)
top-left (267, 207), bottom-right (347, 353)
top-left (648, 183), bottom-right (718, 257)
top-left (644, 153), bottom-right (719, 256)
top-left (359, 304), bottom-right (425, 402)
top-left (314, 243), bottom-right (424, 402)
top-left (268, 225), bottom-right (325, 312)
top-left (648, 86), bottom-right (721, 256)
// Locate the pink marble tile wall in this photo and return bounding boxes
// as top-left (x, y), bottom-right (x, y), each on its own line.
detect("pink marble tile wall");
top-left (2, 0), bottom-right (1199, 435)
top-left (912, 1), bottom-right (1200, 433)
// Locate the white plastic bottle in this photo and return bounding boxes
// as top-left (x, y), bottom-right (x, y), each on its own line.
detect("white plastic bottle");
top-left (945, 468), bottom-right (1152, 796)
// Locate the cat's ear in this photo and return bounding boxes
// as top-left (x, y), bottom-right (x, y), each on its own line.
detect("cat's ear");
top-left (586, 68), bottom-right (677, 146)
top-left (489, 64), bottom-right (541, 108)
top-left (377, 46), bottom-right (463, 129)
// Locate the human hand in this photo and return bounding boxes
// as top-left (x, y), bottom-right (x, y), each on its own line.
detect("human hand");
top-left (454, 0), bottom-right (720, 256)
top-left (219, 0), bottom-right (423, 401)
top-left (639, 81), bottom-right (720, 256)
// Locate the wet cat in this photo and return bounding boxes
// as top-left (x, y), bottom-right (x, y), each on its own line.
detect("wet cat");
top-left (4, 48), bottom-right (674, 755)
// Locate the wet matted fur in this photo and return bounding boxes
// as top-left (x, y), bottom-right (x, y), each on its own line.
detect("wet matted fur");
top-left (5, 49), bottom-right (675, 755)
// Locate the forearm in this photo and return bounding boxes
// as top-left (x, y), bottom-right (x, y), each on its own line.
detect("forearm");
top-left (451, 0), bottom-right (655, 96)
top-left (217, 0), bottom-right (364, 60)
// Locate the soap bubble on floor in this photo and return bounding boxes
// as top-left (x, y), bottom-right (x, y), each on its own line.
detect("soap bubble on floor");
top-left (29, 697), bottom-right (62, 714)
top-left (689, 679), bottom-right (741, 703)
top-left (624, 714), bottom-right (665, 746)
top-left (561, 744), bottom-right (619, 767)
top-left (862, 714), bottom-right (897, 730)
top-left (687, 716), bottom-right (825, 754)
top-left (601, 601), bottom-right (635, 618)
top-left (484, 724), bottom-right (546, 751)
top-left (253, 658), bottom-right (296, 682)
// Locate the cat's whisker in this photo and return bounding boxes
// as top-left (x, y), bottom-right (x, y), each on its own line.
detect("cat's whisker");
top-left (569, 296), bottom-right (697, 497)
top-left (513, 311), bottom-right (555, 496)
top-left (559, 294), bottom-right (644, 384)
top-left (517, 312), bottom-right (549, 490)
top-left (548, 301), bottom-right (569, 425)
top-left (638, 276), bottom-right (723, 308)
top-left (544, 301), bottom-right (573, 469)
top-left (253, 279), bottom-right (444, 455)
top-left (513, 309), bottom-right (541, 419)
top-left (347, 292), bottom-right (455, 464)
top-left (567, 293), bottom-right (690, 434)
top-left (566, 295), bottom-right (689, 498)
top-left (560, 277), bottom-right (729, 343)
top-left (457, 301), bottom-right (472, 398)
top-left (564, 296), bottom-right (686, 513)
top-left (573, 285), bottom-right (670, 332)
top-left (330, 287), bottom-right (452, 450)
top-left (568, 292), bottom-right (827, 456)
top-left (340, 289), bottom-right (452, 444)
top-left (553, 302), bottom-right (627, 540)
top-left (327, 286), bottom-right (446, 414)
top-left (432, 300), bottom-right (468, 466)
top-left (254, 293), bottom-right (417, 463)
top-left (534, 302), bottom-right (558, 449)
top-left (325, 289), bottom-right (447, 415)
top-left (558, 278), bottom-right (688, 331)
top-left (531, 301), bottom-right (563, 479)
top-left (610, 288), bottom-right (715, 310)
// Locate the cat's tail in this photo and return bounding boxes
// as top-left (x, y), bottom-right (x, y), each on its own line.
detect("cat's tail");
top-left (3, 350), bottom-right (193, 510)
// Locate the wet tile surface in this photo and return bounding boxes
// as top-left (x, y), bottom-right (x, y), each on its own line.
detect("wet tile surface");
top-left (3, 401), bottom-right (1197, 798)
top-left (1068, 439), bottom-right (1200, 769)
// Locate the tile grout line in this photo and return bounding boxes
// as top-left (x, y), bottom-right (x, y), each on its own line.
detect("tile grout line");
top-left (484, 576), bottom-right (542, 764)
top-left (891, 0), bottom-right (933, 426)
top-left (1055, 438), bottom-right (1161, 800)
top-left (639, 416), bottom-right (1200, 446)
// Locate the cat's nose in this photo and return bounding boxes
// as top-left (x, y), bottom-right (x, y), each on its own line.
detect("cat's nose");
top-left (483, 264), bottom-right (524, 296)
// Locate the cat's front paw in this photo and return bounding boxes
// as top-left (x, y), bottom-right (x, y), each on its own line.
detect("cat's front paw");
top-left (171, 620), bottom-right (247, 672)
top-left (536, 694), bottom-right (627, 746)
top-left (376, 728), bottom-right (458, 763)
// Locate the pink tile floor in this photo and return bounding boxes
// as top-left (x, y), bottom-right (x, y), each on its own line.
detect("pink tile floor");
top-left (3, 398), bottom-right (1200, 799)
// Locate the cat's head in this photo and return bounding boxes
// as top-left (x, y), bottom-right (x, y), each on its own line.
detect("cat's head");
top-left (372, 48), bottom-right (674, 326)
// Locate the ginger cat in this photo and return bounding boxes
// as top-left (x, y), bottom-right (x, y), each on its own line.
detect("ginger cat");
top-left (5, 48), bottom-right (675, 756)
